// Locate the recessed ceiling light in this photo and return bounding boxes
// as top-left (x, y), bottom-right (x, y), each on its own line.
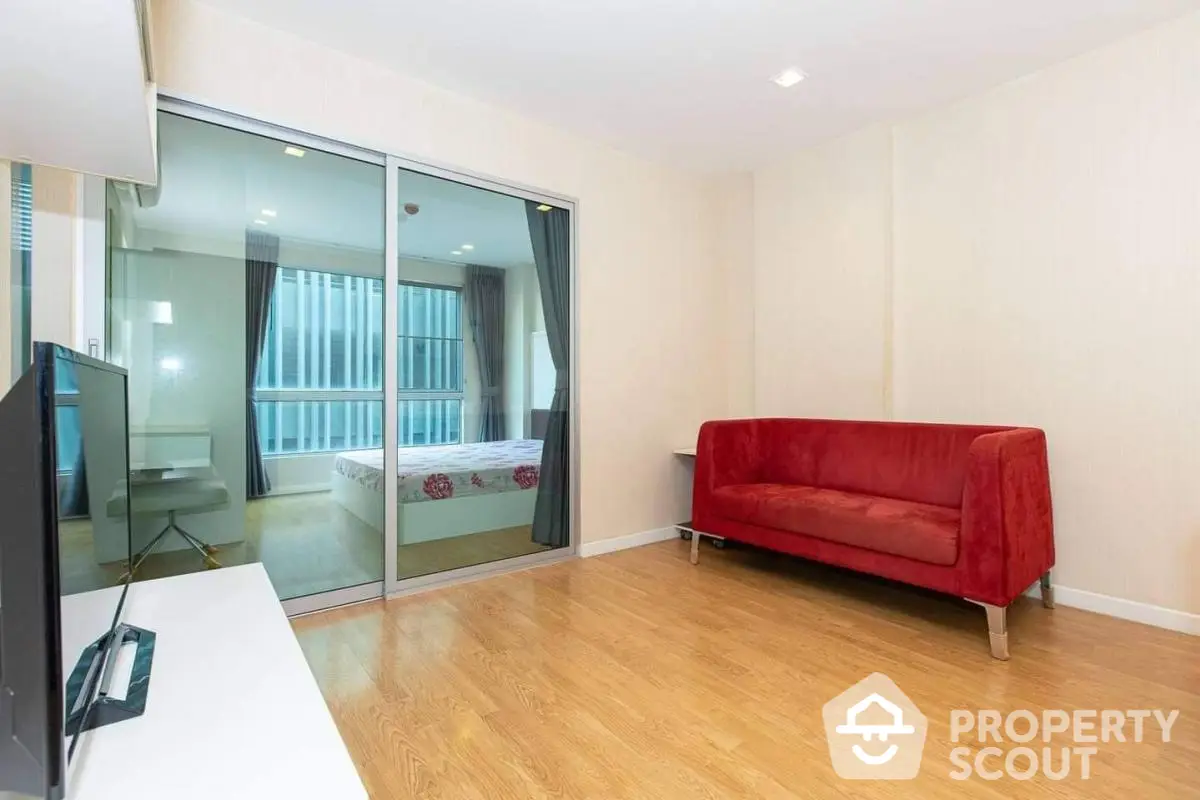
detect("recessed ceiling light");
top-left (461, 244), bottom-right (474, 251)
top-left (772, 68), bottom-right (807, 88)
top-left (284, 146), bottom-right (306, 158)
top-left (253, 219), bottom-right (269, 225)
top-left (261, 208), bottom-right (277, 217)
top-left (451, 250), bottom-right (463, 256)
top-left (536, 204), bottom-right (553, 212)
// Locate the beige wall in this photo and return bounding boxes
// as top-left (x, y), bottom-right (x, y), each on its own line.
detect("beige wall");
top-left (753, 125), bottom-right (893, 420)
top-left (0, 163), bottom-right (77, 384)
top-left (151, 0), bottom-right (733, 544)
top-left (708, 172), bottom-right (756, 419)
top-left (752, 11), bottom-right (1200, 617)
top-left (30, 165), bottom-right (77, 349)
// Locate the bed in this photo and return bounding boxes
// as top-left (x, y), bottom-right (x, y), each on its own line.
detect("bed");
top-left (330, 439), bottom-right (543, 544)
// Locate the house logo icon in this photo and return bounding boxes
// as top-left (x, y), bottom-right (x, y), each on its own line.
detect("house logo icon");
top-left (822, 673), bottom-right (928, 780)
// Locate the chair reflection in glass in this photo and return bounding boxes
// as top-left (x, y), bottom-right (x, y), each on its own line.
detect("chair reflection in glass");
top-left (112, 427), bottom-right (231, 581)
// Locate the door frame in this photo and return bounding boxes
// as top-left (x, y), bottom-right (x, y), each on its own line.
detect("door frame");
top-left (384, 154), bottom-right (580, 598)
top-left (100, 96), bottom-right (580, 614)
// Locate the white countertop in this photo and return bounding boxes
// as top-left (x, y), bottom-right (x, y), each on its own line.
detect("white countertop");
top-left (61, 565), bottom-right (366, 800)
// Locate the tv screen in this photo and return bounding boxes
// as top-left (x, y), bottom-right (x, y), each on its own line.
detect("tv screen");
top-left (0, 343), bottom-right (132, 800)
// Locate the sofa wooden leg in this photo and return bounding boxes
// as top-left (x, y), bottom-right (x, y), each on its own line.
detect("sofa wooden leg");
top-left (1040, 572), bottom-right (1055, 609)
top-left (689, 530), bottom-right (700, 565)
top-left (983, 603), bottom-right (1010, 660)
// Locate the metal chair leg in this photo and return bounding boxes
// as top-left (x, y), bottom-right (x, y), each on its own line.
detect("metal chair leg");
top-left (120, 523), bottom-right (173, 582)
top-left (1040, 572), bottom-right (1055, 609)
top-left (174, 522), bottom-right (221, 569)
top-left (121, 512), bottom-right (222, 580)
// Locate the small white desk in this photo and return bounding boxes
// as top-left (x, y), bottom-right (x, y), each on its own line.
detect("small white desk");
top-left (672, 446), bottom-right (724, 558)
top-left (61, 565), bottom-right (366, 800)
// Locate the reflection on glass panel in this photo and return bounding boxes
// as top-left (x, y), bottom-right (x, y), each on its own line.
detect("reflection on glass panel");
top-left (9, 162), bottom-right (33, 382)
top-left (54, 349), bottom-right (134, 597)
top-left (104, 111), bottom-right (385, 602)
top-left (397, 283), bottom-right (463, 445)
top-left (393, 167), bottom-right (570, 583)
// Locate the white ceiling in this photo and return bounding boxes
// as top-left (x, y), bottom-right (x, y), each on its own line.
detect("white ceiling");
top-left (398, 168), bottom-right (535, 269)
top-left (131, 112), bottom-right (534, 268)
top-left (196, 0), bottom-right (1200, 171)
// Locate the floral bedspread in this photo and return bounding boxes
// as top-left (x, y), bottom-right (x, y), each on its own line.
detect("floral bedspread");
top-left (333, 439), bottom-right (543, 503)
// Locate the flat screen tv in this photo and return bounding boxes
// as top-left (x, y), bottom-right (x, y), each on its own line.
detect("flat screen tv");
top-left (0, 343), bottom-right (144, 800)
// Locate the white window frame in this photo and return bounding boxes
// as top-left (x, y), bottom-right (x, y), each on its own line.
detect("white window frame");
top-left (396, 279), bottom-right (465, 447)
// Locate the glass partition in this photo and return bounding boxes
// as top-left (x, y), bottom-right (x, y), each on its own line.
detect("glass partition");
top-left (389, 167), bottom-right (573, 582)
top-left (93, 102), bottom-right (576, 611)
top-left (102, 111), bottom-right (386, 601)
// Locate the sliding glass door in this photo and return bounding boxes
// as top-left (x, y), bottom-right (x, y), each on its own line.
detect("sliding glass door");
top-left (102, 107), bottom-right (387, 607)
top-left (97, 100), bottom-right (576, 611)
top-left (385, 163), bottom-right (575, 590)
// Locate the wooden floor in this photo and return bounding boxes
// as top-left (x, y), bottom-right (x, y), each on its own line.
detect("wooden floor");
top-left (294, 538), bottom-right (1200, 799)
top-left (397, 525), bottom-right (549, 580)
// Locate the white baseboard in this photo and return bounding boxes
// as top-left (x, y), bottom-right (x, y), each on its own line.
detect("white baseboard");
top-left (576, 531), bottom-right (1200, 636)
top-left (580, 526), bottom-right (678, 558)
top-left (1027, 583), bottom-right (1200, 636)
top-left (266, 484), bottom-right (331, 497)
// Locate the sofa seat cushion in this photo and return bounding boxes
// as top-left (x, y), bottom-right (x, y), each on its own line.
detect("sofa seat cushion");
top-left (710, 484), bottom-right (960, 566)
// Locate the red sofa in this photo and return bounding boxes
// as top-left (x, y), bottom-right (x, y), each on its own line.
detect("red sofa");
top-left (692, 418), bottom-right (1054, 659)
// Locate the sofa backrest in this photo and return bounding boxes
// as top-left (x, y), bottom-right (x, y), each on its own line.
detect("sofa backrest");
top-left (759, 419), bottom-right (1011, 508)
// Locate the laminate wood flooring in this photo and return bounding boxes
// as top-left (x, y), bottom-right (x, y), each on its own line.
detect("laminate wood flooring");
top-left (292, 538), bottom-right (1200, 799)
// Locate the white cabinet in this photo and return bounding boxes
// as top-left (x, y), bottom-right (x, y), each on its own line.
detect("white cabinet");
top-left (0, 1), bottom-right (158, 185)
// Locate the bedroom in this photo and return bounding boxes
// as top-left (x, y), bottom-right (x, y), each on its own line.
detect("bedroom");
top-left (57, 108), bottom-right (572, 602)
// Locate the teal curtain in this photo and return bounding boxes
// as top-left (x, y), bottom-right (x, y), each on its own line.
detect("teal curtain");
top-left (465, 264), bottom-right (506, 441)
top-left (525, 203), bottom-right (570, 548)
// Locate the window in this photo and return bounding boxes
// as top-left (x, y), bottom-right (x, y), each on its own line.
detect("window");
top-left (398, 282), bottom-right (463, 446)
top-left (11, 163), bottom-right (33, 373)
top-left (255, 267), bottom-right (384, 455)
top-left (254, 269), bottom-right (464, 455)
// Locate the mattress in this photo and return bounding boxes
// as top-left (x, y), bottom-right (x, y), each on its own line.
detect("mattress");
top-left (333, 439), bottom-right (543, 503)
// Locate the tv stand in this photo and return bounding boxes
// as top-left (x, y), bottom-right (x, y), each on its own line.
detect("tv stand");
top-left (64, 623), bottom-right (156, 737)
top-left (59, 565), bottom-right (365, 800)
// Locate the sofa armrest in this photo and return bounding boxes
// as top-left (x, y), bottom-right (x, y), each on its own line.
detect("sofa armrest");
top-left (960, 428), bottom-right (1055, 606)
top-left (693, 420), bottom-right (761, 526)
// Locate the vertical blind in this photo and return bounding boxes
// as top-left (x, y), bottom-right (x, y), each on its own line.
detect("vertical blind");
top-left (259, 268), bottom-right (385, 393)
top-left (12, 163), bottom-right (34, 374)
top-left (10, 163), bottom-right (33, 252)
